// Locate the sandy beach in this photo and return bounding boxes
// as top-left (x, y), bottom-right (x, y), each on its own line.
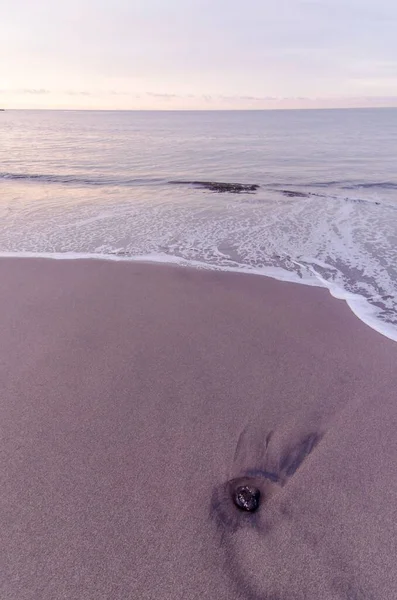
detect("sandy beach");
top-left (1, 257), bottom-right (397, 600)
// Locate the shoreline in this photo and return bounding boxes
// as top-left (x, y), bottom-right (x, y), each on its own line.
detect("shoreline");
top-left (0, 250), bottom-right (396, 343)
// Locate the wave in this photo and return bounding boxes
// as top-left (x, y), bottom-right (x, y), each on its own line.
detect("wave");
top-left (271, 180), bottom-right (397, 191)
top-left (264, 188), bottom-right (391, 209)
top-left (341, 182), bottom-right (397, 190)
top-left (0, 171), bottom-right (164, 187)
top-left (3, 171), bottom-right (397, 195)
top-left (2, 172), bottom-right (395, 213)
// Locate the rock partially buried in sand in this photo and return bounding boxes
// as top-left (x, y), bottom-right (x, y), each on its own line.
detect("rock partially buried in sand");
top-left (232, 484), bottom-right (261, 512)
top-left (169, 180), bottom-right (259, 194)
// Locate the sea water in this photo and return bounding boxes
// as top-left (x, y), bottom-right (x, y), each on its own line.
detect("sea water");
top-left (1, 108), bottom-right (397, 340)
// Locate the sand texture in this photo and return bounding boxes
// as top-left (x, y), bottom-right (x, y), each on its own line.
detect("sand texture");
top-left (1, 258), bottom-right (397, 600)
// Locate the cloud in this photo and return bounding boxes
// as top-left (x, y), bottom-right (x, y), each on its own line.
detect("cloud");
top-left (19, 88), bottom-right (51, 95)
top-left (108, 91), bottom-right (133, 96)
top-left (64, 90), bottom-right (93, 96)
top-left (146, 92), bottom-right (178, 99)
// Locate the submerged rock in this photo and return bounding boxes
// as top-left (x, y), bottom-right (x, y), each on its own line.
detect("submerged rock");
top-left (232, 484), bottom-right (261, 512)
top-left (169, 180), bottom-right (259, 193)
top-left (280, 190), bottom-right (308, 198)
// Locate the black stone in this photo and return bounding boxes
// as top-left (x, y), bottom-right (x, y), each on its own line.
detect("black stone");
top-left (232, 485), bottom-right (260, 512)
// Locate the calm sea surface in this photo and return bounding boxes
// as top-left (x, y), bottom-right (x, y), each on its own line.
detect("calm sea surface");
top-left (1, 109), bottom-right (397, 339)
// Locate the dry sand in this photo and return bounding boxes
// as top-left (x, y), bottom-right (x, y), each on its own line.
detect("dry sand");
top-left (1, 257), bottom-right (397, 600)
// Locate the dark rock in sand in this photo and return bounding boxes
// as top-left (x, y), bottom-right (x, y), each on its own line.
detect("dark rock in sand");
top-left (169, 180), bottom-right (259, 194)
top-left (232, 484), bottom-right (261, 512)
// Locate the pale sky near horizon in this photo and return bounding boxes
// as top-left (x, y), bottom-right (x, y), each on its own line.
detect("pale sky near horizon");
top-left (1, 0), bottom-right (397, 109)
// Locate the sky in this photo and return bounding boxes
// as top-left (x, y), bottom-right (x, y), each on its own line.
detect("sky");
top-left (1, 0), bottom-right (397, 110)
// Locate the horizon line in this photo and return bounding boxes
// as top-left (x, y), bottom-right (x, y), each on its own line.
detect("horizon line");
top-left (3, 105), bottom-right (397, 112)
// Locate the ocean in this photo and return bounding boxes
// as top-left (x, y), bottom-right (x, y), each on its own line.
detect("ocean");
top-left (1, 108), bottom-right (397, 340)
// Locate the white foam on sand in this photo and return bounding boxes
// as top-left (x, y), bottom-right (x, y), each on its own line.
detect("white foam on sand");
top-left (1, 249), bottom-right (396, 344)
top-left (303, 265), bottom-right (397, 343)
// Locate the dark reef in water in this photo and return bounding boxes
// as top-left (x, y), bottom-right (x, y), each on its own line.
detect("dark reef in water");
top-left (280, 189), bottom-right (309, 198)
top-left (169, 180), bottom-right (259, 193)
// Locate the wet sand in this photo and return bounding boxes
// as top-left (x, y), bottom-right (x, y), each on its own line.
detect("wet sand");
top-left (1, 257), bottom-right (397, 600)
